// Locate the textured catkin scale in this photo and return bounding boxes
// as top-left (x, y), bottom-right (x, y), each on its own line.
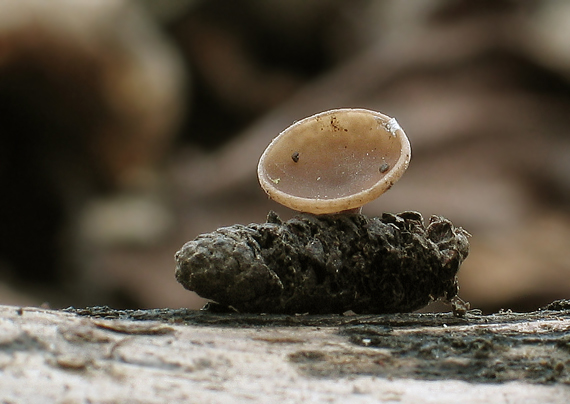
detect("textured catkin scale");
top-left (175, 211), bottom-right (470, 314)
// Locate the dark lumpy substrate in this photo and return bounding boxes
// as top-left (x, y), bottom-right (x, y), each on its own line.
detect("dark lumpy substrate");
top-left (175, 211), bottom-right (470, 314)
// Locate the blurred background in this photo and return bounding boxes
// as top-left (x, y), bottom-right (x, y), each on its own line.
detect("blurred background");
top-left (0, 0), bottom-right (569, 313)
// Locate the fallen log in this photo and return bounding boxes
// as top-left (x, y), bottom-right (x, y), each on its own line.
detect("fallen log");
top-left (1, 302), bottom-right (570, 403)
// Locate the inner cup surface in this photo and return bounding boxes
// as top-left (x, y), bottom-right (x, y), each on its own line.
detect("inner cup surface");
top-left (261, 110), bottom-right (401, 200)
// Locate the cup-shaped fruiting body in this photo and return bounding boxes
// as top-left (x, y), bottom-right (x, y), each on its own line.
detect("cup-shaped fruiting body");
top-left (257, 108), bottom-right (411, 214)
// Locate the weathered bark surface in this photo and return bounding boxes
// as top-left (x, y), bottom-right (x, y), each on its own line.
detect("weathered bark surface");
top-left (2, 303), bottom-right (570, 403)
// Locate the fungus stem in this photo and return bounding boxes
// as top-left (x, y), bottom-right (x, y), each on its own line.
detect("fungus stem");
top-left (339, 207), bottom-right (362, 214)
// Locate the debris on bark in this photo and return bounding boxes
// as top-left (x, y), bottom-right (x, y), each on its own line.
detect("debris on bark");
top-left (175, 211), bottom-right (470, 314)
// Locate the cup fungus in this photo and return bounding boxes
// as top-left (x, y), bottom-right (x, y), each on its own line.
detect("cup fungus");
top-left (175, 108), bottom-right (471, 315)
top-left (257, 108), bottom-right (411, 214)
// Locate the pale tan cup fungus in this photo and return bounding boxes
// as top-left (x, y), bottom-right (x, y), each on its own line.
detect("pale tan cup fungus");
top-left (257, 108), bottom-right (411, 214)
